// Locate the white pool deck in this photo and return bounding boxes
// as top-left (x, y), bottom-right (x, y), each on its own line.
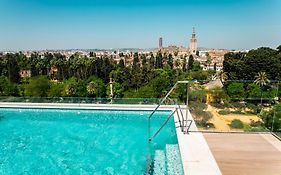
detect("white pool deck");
top-left (174, 109), bottom-right (222, 175)
top-left (0, 103), bottom-right (222, 175)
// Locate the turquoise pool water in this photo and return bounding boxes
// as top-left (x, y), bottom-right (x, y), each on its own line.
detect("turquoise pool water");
top-left (0, 108), bottom-right (182, 174)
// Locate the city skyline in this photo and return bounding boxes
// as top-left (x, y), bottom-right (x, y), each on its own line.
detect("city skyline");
top-left (0, 0), bottom-right (280, 51)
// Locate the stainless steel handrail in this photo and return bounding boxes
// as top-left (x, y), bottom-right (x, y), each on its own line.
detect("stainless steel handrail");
top-left (148, 82), bottom-right (179, 119)
top-left (167, 97), bottom-right (185, 132)
top-left (149, 110), bottom-right (177, 142)
top-left (185, 120), bottom-right (193, 134)
top-left (148, 80), bottom-right (197, 142)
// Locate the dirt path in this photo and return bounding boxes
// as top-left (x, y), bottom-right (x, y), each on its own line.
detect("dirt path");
top-left (207, 105), bottom-right (231, 131)
top-left (206, 105), bottom-right (261, 131)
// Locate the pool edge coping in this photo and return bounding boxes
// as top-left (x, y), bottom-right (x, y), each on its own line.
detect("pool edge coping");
top-left (174, 109), bottom-right (223, 175)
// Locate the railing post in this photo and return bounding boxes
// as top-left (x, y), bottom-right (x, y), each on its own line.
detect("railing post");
top-left (272, 81), bottom-right (279, 132)
top-left (185, 83), bottom-right (189, 133)
top-left (176, 108), bottom-right (183, 132)
top-left (178, 106), bottom-right (185, 132)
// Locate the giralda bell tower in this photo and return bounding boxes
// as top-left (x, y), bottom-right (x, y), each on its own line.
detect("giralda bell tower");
top-left (189, 27), bottom-right (197, 54)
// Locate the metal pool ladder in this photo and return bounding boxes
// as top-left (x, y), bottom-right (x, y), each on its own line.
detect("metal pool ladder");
top-left (148, 81), bottom-right (194, 143)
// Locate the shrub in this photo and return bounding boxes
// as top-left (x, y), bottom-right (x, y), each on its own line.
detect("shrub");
top-left (231, 102), bottom-right (246, 110)
top-left (218, 110), bottom-right (231, 115)
top-left (259, 104), bottom-right (281, 132)
top-left (24, 76), bottom-right (50, 97)
top-left (248, 126), bottom-right (268, 132)
top-left (189, 101), bottom-right (213, 127)
top-left (210, 101), bottom-right (230, 109)
top-left (245, 103), bottom-right (258, 114)
top-left (193, 111), bottom-right (213, 127)
top-left (205, 122), bottom-right (215, 129)
top-left (208, 87), bottom-right (229, 104)
top-left (227, 82), bottom-right (245, 99)
top-left (189, 101), bottom-right (207, 112)
top-left (249, 119), bottom-right (263, 127)
top-left (230, 119), bottom-right (244, 129)
top-left (48, 82), bottom-right (64, 97)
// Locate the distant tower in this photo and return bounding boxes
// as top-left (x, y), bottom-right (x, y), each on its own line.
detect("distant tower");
top-left (159, 37), bottom-right (163, 49)
top-left (189, 28), bottom-right (197, 54)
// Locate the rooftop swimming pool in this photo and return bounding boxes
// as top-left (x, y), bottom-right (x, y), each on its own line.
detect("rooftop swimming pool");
top-left (0, 108), bottom-right (184, 174)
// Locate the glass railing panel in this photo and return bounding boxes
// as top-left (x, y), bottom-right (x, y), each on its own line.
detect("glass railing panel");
top-left (187, 80), bottom-right (279, 133)
top-left (0, 97), bottom-right (162, 105)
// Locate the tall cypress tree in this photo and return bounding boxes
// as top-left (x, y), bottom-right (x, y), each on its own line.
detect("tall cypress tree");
top-left (168, 54), bottom-right (174, 69)
top-left (182, 57), bottom-right (187, 72)
top-left (149, 53), bottom-right (155, 69)
top-left (187, 55), bottom-right (194, 71)
top-left (155, 52), bottom-right (163, 69)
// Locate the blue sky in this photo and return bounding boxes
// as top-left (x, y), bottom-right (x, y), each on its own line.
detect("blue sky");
top-left (0, 0), bottom-right (280, 51)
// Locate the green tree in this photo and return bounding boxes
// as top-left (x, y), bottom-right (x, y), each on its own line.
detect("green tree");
top-left (25, 76), bottom-right (50, 97)
top-left (50, 53), bottom-right (67, 80)
top-left (168, 54), bottom-right (174, 69)
top-left (260, 104), bottom-right (281, 132)
top-left (4, 53), bottom-right (20, 83)
top-left (217, 71), bottom-right (228, 85)
top-left (224, 48), bottom-right (280, 80)
top-left (189, 85), bottom-right (207, 103)
top-left (223, 52), bottom-right (247, 80)
top-left (63, 77), bottom-right (78, 97)
top-left (0, 76), bottom-right (10, 96)
top-left (0, 76), bottom-right (18, 96)
top-left (150, 69), bottom-right (173, 98)
top-left (206, 55), bottom-right (212, 70)
top-left (187, 55), bottom-right (194, 71)
top-left (254, 72), bottom-right (270, 87)
top-left (227, 82), bottom-right (245, 99)
top-left (182, 57), bottom-right (187, 72)
top-left (192, 60), bottom-right (202, 71)
top-left (118, 59), bottom-right (125, 69)
top-left (208, 87), bottom-right (228, 104)
top-left (86, 76), bottom-right (106, 97)
top-left (48, 82), bottom-right (64, 97)
top-left (155, 52), bottom-right (163, 69)
top-left (148, 53), bottom-right (155, 69)
top-left (254, 72), bottom-right (270, 104)
top-left (76, 80), bottom-right (87, 97)
top-left (132, 52), bottom-right (140, 69)
top-left (246, 83), bottom-right (261, 100)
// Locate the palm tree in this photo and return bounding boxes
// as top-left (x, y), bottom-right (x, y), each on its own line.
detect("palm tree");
top-left (87, 81), bottom-right (96, 97)
top-left (212, 71), bottom-right (228, 84)
top-left (254, 72), bottom-right (270, 105)
top-left (218, 71), bottom-right (228, 84)
top-left (65, 84), bottom-right (76, 97)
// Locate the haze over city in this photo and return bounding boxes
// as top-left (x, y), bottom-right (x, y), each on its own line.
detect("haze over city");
top-left (0, 0), bottom-right (280, 51)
